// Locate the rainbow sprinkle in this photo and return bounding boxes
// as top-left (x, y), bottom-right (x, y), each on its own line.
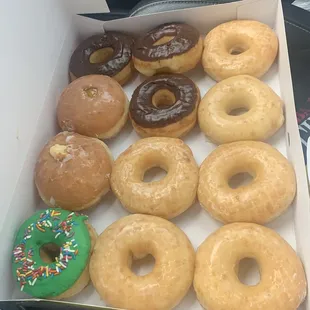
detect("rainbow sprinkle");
top-left (12, 210), bottom-right (85, 290)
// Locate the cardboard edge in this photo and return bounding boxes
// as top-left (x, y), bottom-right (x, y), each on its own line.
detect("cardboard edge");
top-left (236, 0), bottom-right (278, 26)
top-left (0, 17), bottom-right (79, 300)
top-left (0, 299), bottom-right (119, 309)
top-left (276, 2), bottom-right (310, 308)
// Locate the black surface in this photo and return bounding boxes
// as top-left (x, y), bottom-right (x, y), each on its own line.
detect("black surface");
top-left (284, 3), bottom-right (310, 163)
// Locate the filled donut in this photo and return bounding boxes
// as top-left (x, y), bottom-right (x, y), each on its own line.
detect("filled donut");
top-left (57, 75), bottom-right (128, 139)
top-left (110, 137), bottom-right (198, 219)
top-left (35, 132), bottom-right (113, 211)
top-left (12, 208), bottom-right (97, 299)
top-left (90, 214), bottom-right (195, 310)
top-left (198, 141), bottom-right (296, 224)
top-left (198, 75), bottom-right (284, 144)
top-left (133, 23), bottom-right (203, 76)
top-left (194, 223), bottom-right (307, 310)
top-left (130, 74), bottom-right (200, 137)
top-left (69, 32), bottom-right (134, 85)
top-left (203, 20), bottom-right (278, 81)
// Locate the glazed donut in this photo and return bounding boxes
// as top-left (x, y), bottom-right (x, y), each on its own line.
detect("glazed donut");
top-left (194, 223), bottom-right (307, 310)
top-left (35, 132), bottom-right (113, 211)
top-left (57, 75), bottom-right (128, 139)
top-left (203, 20), bottom-right (278, 81)
top-left (90, 214), bottom-right (195, 310)
top-left (111, 137), bottom-right (198, 219)
top-left (198, 141), bottom-right (296, 224)
top-left (130, 74), bottom-right (200, 137)
top-left (12, 208), bottom-right (97, 299)
top-left (133, 23), bottom-right (203, 76)
top-left (198, 75), bottom-right (284, 144)
top-left (69, 32), bottom-right (134, 85)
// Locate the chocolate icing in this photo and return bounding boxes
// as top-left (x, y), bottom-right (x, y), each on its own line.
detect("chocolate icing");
top-left (130, 74), bottom-right (198, 128)
top-left (69, 32), bottom-right (134, 78)
top-left (133, 23), bottom-right (200, 61)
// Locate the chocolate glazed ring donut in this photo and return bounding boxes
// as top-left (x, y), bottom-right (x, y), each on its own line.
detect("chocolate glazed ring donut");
top-left (133, 23), bottom-right (203, 76)
top-left (69, 32), bottom-right (134, 85)
top-left (130, 74), bottom-right (200, 137)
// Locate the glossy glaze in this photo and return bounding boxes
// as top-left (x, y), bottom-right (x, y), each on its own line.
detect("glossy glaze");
top-left (198, 141), bottom-right (296, 224)
top-left (110, 137), bottom-right (198, 219)
top-left (69, 32), bottom-right (134, 78)
top-left (202, 20), bottom-right (278, 81)
top-left (194, 223), bottom-right (307, 310)
top-left (198, 75), bottom-right (284, 144)
top-left (130, 74), bottom-right (198, 128)
top-left (90, 214), bottom-right (195, 310)
top-left (133, 23), bottom-right (200, 61)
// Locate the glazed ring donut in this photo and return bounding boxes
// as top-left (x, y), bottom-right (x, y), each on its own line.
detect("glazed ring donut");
top-left (198, 141), bottom-right (296, 224)
top-left (35, 132), bottom-right (113, 211)
top-left (69, 32), bottom-right (134, 85)
top-left (110, 137), bottom-right (198, 219)
top-left (133, 23), bottom-right (203, 76)
top-left (194, 223), bottom-right (307, 310)
top-left (90, 214), bottom-right (195, 310)
top-left (203, 20), bottom-right (278, 81)
top-left (130, 74), bottom-right (200, 137)
top-left (198, 75), bottom-right (284, 144)
top-left (57, 75), bottom-right (128, 139)
top-left (12, 208), bottom-right (97, 299)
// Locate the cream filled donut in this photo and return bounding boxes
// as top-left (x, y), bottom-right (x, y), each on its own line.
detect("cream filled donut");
top-left (198, 75), bottom-right (284, 144)
top-left (194, 223), bottom-right (307, 310)
top-left (198, 141), bottom-right (296, 224)
top-left (35, 132), bottom-right (113, 211)
top-left (110, 137), bottom-right (198, 219)
top-left (57, 75), bottom-right (128, 139)
top-left (69, 32), bottom-right (134, 85)
top-left (130, 74), bottom-right (200, 137)
top-left (90, 214), bottom-right (195, 310)
top-left (133, 23), bottom-right (203, 76)
top-left (203, 20), bottom-right (278, 81)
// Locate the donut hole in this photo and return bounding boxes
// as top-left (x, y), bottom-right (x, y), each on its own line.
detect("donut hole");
top-left (229, 107), bottom-right (249, 116)
top-left (227, 40), bottom-right (249, 55)
top-left (131, 254), bottom-right (155, 276)
top-left (153, 36), bottom-right (174, 46)
top-left (229, 46), bottom-right (246, 55)
top-left (152, 89), bottom-right (176, 109)
top-left (237, 258), bottom-right (261, 286)
top-left (229, 172), bottom-right (253, 189)
top-left (143, 167), bottom-right (167, 182)
top-left (40, 242), bottom-right (61, 263)
top-left (89, 47), bottom-right (114, 64)
top-left (226, 96), bottom-right (252, 116)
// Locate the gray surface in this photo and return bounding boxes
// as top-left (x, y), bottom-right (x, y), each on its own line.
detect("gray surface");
top-left (130, 0), bottom-right (236, 16)
top-left (293, 0), bottom-right (310, 11)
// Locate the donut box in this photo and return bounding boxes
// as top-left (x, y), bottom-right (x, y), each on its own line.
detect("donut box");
top-left (1, 0), bottom-right (310, 309)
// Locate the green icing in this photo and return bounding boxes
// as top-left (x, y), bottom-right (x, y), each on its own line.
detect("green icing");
top-left (12, 208), bottom-right (91, 298)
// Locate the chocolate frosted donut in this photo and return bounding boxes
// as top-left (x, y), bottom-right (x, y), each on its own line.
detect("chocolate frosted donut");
top-left (69, 32), bottom-right (134, 85)
top-left (133, 23), bottom-right (203, 76)
top-left (130, 74), bottom-right (200, 137)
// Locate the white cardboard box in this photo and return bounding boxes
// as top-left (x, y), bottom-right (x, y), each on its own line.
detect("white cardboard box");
top-left (1, 0), bottom-right (310, 309)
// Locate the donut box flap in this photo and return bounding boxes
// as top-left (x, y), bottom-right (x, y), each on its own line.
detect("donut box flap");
top-left (0, 299), bottom-right (120, 310)
top-left (2, 0), bottom-right (310, 309)
top-left (72, 0), bottom-right (277, 38)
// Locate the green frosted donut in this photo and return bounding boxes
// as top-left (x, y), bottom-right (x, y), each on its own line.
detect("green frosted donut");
top-left (12, 208), bottom-right (91, 298)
